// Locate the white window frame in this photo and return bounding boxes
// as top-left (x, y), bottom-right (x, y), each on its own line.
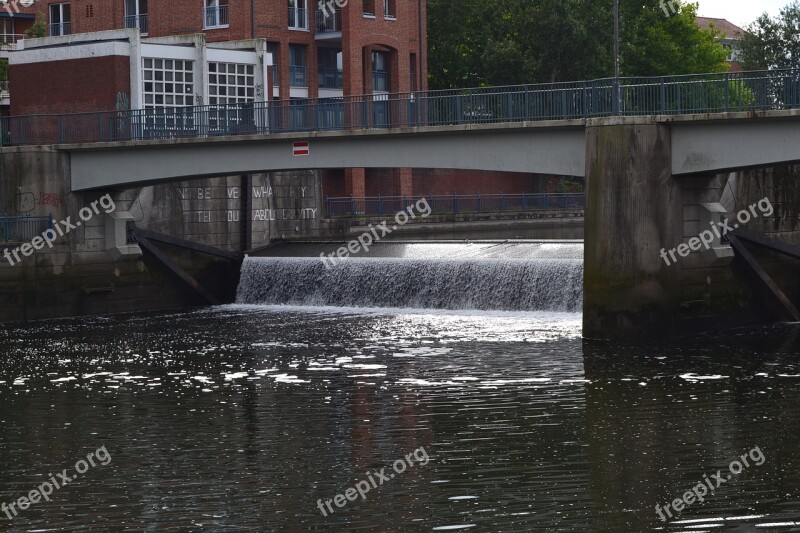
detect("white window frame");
top-left (49, 3), bottom-right (71, 36)
top-left (288, 0), bottom-right (308, 30)
top-left (204, 0), bottom-right (229, 29)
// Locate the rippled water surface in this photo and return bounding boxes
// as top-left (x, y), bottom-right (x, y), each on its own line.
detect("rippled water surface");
top-left (1, 306), bottom-right (800, 531)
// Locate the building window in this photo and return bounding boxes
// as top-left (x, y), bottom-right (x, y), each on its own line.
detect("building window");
top-left (267, 42), bottom-right (279, 87)
top-left (362, 0), bottom-right (375, 17)
top-left (142, 58), bottom-right (194, 108)
top-left (0, 19), bottom-right (14, 44)
top-left (208, 62), bottom-right (255, 105)
top-left (383, 0), bottom-right (395, 18)
top-left (722, 42), bottom-right (737, 62)
top-left (410, 53), bottom-right (417, 92)
top-left (318, 47), bottom-right (342, 89)
top-left (372, 51), bottom-right (388, 92)
top-left (289, 44), bottom-right (306, 87)
top-left (204, 0), bottom-right (229, 29)
top-left (49, 3), bottom-right (71, 36)
top-left (288, 0), bottom-right (307, 30)
top-left (124, 0), bottom-right (148, 35)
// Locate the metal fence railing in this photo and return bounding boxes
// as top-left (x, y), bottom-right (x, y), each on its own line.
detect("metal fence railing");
top-left (2, 69), bottom-right (800, 146)
top-left (0, 215), bottom-right (53, 242)
top-left (315, 9), bottom-right (342, 33)
top-left (325, 194), bottom-right (585, 218)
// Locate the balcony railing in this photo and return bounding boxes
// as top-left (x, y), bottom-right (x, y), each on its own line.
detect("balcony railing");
top-left (315, 9), bottom-right (342, 33)
top-left (0, 34), bottom-right (25, 49)
top-left (326, 194), bottom-right (585, 218)
top-left (49, 22), bottom-right (71, 37)
top-left (288, 7), bottom-right (307, 29)
top-left (290, 65), bottom-right (307, 88)
top-left (318, 67), bottom-right (343, 89)
top-left (124, 13), bottom-right (148, 34)
top-left (3, 69), bottom-right (800, 146)
top-left (204, 4), bottom-right (229, 28)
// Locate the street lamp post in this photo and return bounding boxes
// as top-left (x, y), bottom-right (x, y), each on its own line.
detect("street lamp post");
top-left (613, 0), bottom-right (620, 115)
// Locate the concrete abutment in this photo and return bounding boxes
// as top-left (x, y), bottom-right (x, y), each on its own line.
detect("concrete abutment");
top-left (584, 119), bottom-right (800, 339)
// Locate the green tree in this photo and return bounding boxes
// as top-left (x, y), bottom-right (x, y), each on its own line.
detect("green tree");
top-left (621, 1), bottom-right (728, 76)
top-left (739, 1), bottom-right (800, 70)
top-left (24, 15), bottom-right (46, 38)
top-left (427, 0), bottom-right (729, 90)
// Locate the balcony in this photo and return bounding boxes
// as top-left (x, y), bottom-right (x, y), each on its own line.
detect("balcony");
top-left (204, 5), bottom-right (229, 28)
top-left (288, 7), bottom-right (308, 30)
top-left (318, 67), bottom-right (342, 89)
top-left (315, 9), bottom-right (341, 40)
top-left (290, 65), bottom-right (307, 88)
top-left (0, 34), bottom-right (24, 56)
top-left (49, 22), bottom-right (71, 37)
top-left (124, 13), bottom-right (148, 35)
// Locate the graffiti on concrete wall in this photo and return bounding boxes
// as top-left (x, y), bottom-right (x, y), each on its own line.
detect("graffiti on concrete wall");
top-left (13, 191), bottom-right (63, 214)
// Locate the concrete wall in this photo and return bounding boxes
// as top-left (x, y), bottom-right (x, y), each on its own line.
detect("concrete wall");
top-left (0, 148), bottom-right (325, 322)
top-left (584, 120), bottom-right (800, 339)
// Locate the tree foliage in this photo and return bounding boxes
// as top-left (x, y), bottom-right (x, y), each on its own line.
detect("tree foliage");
top-left (428, 0), bottom-right (729, 89)
top-left (739, 1), bottom-right (800, 70)
top-left (23, 15), bottom-right (46, 39)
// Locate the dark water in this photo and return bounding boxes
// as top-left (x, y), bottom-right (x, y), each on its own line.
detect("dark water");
top-left (1, 306), bottom-right (800, 532)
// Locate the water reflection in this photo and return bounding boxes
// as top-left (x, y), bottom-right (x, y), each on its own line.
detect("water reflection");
top-left (0, 308), bottom-right (798, 531)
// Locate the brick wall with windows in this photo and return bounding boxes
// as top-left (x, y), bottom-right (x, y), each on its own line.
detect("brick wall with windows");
top-left (26, 0), bottom-right (425, 99)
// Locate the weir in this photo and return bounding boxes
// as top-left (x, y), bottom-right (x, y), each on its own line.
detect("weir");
top-left (236, 242), bottom-right (583, 312)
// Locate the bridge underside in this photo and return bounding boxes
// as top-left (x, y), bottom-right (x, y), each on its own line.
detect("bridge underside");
top-left (65, 122), bottom-right (587, 191)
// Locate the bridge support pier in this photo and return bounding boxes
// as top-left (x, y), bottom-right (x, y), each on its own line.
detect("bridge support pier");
top-left (583, 122), bottom-right (683, 339)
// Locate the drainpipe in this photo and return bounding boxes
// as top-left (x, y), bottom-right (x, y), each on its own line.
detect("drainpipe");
top-left (418, 0), bottom-right (423, 91)
top-left (251, 0), bottom-right (256, 38)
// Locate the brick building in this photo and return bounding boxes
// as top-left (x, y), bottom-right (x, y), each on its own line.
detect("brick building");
top-left (4, 0), bottom-right (558, 200)
top-left (696, 17), bottom-right (745, 72)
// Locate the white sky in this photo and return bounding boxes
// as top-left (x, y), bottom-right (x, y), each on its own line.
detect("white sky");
top-left (696, 0), bottom-right (787, 28)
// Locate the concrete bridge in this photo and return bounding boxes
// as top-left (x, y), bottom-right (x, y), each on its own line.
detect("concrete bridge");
top-left (55, 111), bottom-right (800, 190)
top-left (4, 69), bottom-right (800, 338)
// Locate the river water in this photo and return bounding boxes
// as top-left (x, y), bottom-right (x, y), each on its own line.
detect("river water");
top-left (1, 243), bottom-right (800, 532)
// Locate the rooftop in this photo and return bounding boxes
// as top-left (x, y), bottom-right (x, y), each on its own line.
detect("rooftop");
top-left (696, 17), bottom-right (746, 39)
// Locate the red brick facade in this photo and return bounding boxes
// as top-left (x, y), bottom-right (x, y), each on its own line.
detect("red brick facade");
top-left (21, 0), bottom-right (426, 99)
top-left (11, 55), bottom-right (129, 114)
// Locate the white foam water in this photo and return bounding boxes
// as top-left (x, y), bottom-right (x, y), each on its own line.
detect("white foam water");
top-left (236, 252), bottom-right (582, 312)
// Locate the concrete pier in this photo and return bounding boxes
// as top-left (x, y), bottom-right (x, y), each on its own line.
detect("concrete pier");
top-left (584, 117), bottom-right (800, 339)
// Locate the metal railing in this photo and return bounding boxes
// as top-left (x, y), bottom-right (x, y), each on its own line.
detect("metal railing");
top-left (315, 9), bottom-right (342, 33)
top-left (124, 13), bottom-right (148, 34)
top-left (0, 34), bottom-right (24, 48)
top-left (3, 69), bottom-right (800, 146)
top-left (326, 194), bottom-right (585, 218)
top-left (318, 67), bottom-right (343, 89)
top-left (49, 22), bottom-right (71, 37)
top-left (290, 65), bottom-right (307, 87)
top-left (204, 5), bottom-right (228, 28)
top-left (0, 215), bottom-right (53, 242)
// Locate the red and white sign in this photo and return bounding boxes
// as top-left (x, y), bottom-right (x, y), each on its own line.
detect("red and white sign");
top-left (293, 141), bottom-right (310, 156)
